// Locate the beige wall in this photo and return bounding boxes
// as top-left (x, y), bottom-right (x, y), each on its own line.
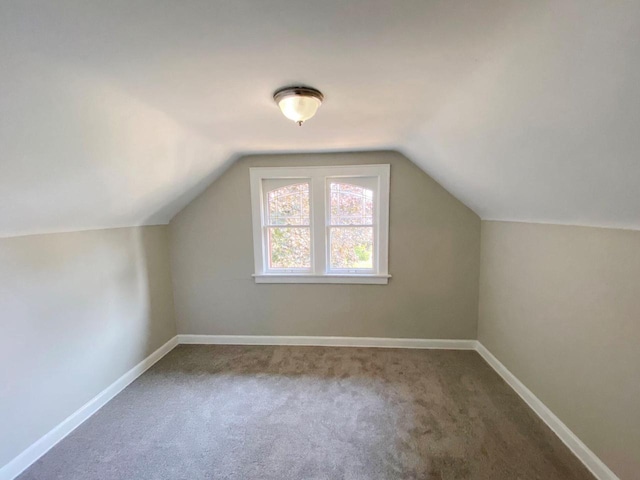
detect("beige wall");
top-left (170, 151), bottom-right (480, 339)
top-left (0, 226), bottom-right (176, 468)
top-left (478, 221), bottom-right (640, 479)
top-left (3, 157), bottom-right (635, 478)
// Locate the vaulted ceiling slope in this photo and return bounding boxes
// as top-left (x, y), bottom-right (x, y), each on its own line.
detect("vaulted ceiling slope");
top-left (1, 0), bottom-right (639, 238)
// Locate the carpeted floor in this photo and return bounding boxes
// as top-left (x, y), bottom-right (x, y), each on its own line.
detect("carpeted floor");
top-left (18, 345), bottom-right (595, 480)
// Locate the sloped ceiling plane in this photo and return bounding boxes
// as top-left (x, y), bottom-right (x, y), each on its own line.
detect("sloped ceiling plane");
top-left (1, 0), bottom-right (639, 237)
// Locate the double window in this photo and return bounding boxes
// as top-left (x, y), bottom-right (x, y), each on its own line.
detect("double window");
top-left (250, 164), bottom-right (390, 284)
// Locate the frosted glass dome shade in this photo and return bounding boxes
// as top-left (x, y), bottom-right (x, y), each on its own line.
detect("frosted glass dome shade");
top-left (274, 87), bottom-right (324, 126)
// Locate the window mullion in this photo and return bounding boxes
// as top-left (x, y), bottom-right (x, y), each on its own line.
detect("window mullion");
top-left (311, 176), bottom-right (326, 275)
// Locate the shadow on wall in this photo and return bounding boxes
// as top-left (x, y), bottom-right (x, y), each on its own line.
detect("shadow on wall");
top-left (143, 151), bottom-right (241, 227)
top-left (0, 225), bottom-right (175, 469)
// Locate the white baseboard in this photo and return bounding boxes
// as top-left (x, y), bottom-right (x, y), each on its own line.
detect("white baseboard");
top-left (0, 336), bottom-right (179, 480)
top-left (2, 333), bottom-right (471, 480)
top-left (475, 342), bottom-right (619, 480)
top-left (2, 335), bottom-right (617, 480)
top-left (177, 334), bottom-right (477, 350)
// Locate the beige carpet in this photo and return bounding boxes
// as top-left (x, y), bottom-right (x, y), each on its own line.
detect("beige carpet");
top-left (19, 345), bottom-right (595, 479)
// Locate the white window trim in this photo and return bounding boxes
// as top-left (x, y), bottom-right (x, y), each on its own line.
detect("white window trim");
top-left (250, 164), bottom-right (391, 284)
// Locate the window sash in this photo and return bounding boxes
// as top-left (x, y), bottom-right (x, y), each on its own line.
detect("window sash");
top-left (262, 179), bottom-right (312, 272)
top-left (326, 176), bottom-right (377, 272)
top-left (262, 178), bottom-right (311, 227)
top-left (327, 225), bottom-right (376, 273)
top-left (263, 225), bottom-right (312, 273)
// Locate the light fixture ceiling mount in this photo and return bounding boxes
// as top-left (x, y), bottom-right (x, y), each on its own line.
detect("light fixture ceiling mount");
top-left (273, 86), bottom-right (324, 126)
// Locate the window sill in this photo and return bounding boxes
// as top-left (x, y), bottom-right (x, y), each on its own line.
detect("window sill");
top-left (252, 274), bottom-right (391, 285)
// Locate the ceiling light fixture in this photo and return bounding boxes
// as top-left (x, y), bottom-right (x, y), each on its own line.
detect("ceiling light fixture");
top-left (273, 86), bottom-right (324, 126)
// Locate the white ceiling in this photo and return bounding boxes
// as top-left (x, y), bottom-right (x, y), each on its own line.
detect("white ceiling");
top-left (1, 0), bottom-right (639, 237)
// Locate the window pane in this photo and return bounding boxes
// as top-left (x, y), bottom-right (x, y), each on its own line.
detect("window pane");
top-left (329, 227), bottom-right (374, 269)
top-left (268, 227), bottom-right (311, 269)
top-left (329, 182), bottom-right (373, 225)
top-left (266, 183), bottom-right (310, 225)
